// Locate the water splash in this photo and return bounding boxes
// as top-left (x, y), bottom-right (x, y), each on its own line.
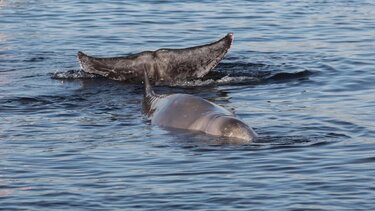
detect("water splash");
top-left (51, 69), bottom-right (98, 80)
top-left (51, 62), bottom-right (314, 86)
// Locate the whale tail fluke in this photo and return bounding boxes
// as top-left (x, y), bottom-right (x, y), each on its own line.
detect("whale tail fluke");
top-left (76, 33), bottom-right (233, 83)
top-left (77, 51), bottom-right (86, 59)
top-left (77, 51), bottom-right (91, 63)
top-left (77, 51), bottom-right (92, 73)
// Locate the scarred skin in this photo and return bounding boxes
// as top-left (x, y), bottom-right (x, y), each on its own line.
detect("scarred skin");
top-left (143, 71), bottom-right (257, 143)
top-left (77, 33), bottom-right (234, 84)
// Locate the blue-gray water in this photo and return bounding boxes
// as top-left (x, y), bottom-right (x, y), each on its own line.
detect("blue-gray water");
top-left (1, 0), bottom-right (375, 210)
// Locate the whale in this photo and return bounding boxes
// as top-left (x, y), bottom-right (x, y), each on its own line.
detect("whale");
top-left (77, 33), bottom-right (234, 85)
top-left (143, 71), bottom-right (257, 143)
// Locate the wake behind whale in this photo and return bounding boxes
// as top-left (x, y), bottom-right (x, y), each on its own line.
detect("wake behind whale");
top-left (52, 63), bottom-right (314, 87)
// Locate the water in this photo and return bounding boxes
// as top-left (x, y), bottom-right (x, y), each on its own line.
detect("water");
top-left (1, 0), bottom-right (375, 210)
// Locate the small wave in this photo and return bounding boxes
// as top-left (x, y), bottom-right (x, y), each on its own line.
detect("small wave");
top-left (51, 69), bottom-right (98, 80)
top-left (216, 61), bottom-right (271, 72)
top-left (170, 76), bottom-right (261, 87)
top-left (171, 70), bottom-right (313, 87)
top-left (217, 75), bottom-right (261, 84)
top-left (265, 70), bottom-right (314, 82)
top-left (23, 57), bottom-right (47, 63)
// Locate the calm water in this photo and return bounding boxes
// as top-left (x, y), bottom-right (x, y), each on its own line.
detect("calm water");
top-left (1, 0), bottom-right (375, 210)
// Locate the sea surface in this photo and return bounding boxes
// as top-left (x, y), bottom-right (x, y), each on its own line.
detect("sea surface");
top-left (1, 0), bottom-right (375, 210)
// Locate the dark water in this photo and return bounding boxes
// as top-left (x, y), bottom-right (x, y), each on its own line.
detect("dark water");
top-left (1, 0), bottom-right (375, 210)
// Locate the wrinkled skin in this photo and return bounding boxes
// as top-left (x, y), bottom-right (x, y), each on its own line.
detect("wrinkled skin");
top-left (78, 33), bottom-right (234, 84)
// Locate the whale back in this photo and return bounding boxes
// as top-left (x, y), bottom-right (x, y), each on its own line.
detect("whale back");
top-left (149, 94), bottom-right (232, 130)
